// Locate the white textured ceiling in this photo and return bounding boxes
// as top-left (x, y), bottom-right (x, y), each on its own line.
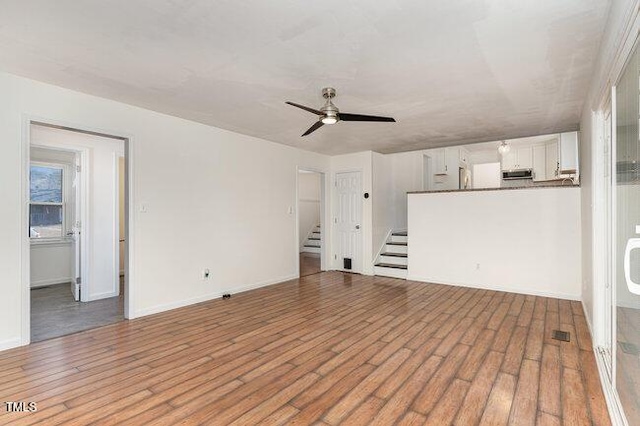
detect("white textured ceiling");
top-left (0, 1), bottom-right (610, 155)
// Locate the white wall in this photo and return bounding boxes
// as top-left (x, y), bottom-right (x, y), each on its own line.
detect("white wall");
top-left (330, 151), bottom-right (373, 274)
top-left (0, 71), bottom-right (329, 351)
top-left (372, 152), bottom-right (394, 259)
top-left (298, 171), bottom-right (321, 248)
top-left (390, 151), bottom-right (423, 230)
top-left (30, 243), bottom-right (73, 287)
top-left (579, 0), bottom-right (637, 328)
top-left (408, 187), bottom-right (582, 300)
top-left (469, 150), bottom-right (500, 165)
top-left (31, 125), bottom-right (124, 301)
top-left (472, 163), bottom-right (501, 189)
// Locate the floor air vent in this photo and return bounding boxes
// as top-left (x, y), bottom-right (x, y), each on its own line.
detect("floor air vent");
top-left (552, 330), bottom-right (570, 342)
top-left (619, 341), bottom-right (640, 355)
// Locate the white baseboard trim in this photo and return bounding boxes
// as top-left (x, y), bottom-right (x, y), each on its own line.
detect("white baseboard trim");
top-left (594, 348), bottom-right (628, 425)
top-left (406, 275), bottom-right (581, 301)
top-left (0, 337), bottom-right (23, 352)
top-left (30, 277), bottom-right (73, 288)
top-left (87, 291), bottom-right (119, 301)
top-left (133, 274), bottom-right (298, 318)
top-left (582, 301), bottom-right (628, 426)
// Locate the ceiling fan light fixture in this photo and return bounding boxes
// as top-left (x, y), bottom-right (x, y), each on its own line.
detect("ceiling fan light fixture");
top-left (286, 87), bottom-right (396, 136)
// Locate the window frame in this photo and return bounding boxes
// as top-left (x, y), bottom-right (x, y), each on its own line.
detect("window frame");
top-left (29, 161), bottom-right (70, 242)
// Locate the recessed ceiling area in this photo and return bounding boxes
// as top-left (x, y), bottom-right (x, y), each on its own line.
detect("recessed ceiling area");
top-left (0, 0), bottom-right (610, 155)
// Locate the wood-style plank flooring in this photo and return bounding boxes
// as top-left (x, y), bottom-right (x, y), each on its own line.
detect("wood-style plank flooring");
top-left (299, 253), bottom-right (321, 277)
top-left (0, 272), bottom-right (610, 425)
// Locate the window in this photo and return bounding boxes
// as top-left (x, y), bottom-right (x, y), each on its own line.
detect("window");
top-left (30, 164), bottom-right (64, 239)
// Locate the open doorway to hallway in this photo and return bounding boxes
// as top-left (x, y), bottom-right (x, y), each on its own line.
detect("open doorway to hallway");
top-left (298, 169), bottom-right (324, 277)
top-left (28, 123), bottom-right (127, 342)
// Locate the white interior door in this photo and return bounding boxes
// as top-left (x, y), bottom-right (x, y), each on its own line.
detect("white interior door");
top-left (335, 171), bottom-right (362, 273)
top-left (70, 154), bottom-right (81, 301)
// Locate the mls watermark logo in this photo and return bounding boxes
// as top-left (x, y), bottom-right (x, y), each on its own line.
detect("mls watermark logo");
top-left (4, 401), bottom-right (37, 412)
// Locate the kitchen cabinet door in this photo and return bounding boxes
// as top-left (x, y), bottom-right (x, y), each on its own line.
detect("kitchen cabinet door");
top-left (459, 148), bottom-right (469, 165)
top-left (546, 141), bottom-right (559, 179)
top-left (517, 147), bottom-right (533, 169)
top-left (559, 132), bottom-right (578, 173)
top-left (501, 151), bottom-right (517, 170)
top-left (434, 149), bottom-right (447, 174)
top-left (532, 145), bottom-right (546, 181)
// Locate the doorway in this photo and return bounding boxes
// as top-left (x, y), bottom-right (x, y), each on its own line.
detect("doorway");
top-left (595, 38), bottom-right (640, 425)
top-left (334, 171), bottom-right (363, 274)
top-left (297, 169), bottom-right (325, 277)
top-left (27, 123), bottom-right (127, 342)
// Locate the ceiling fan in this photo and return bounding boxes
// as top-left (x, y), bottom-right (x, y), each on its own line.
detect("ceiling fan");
top-left (286, 87), bottom-right (396, 136)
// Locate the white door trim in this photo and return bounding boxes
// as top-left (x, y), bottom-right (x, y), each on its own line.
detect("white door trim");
top-left (295, 167), bottom-right (328, 277)
top-left (20, 115), bottom-right (137, 346)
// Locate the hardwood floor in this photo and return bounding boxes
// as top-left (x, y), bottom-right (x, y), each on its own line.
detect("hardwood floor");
top-left (0, 272), bottom-right (610, 425)
top-left (299, 253), bottom-right (321, 277)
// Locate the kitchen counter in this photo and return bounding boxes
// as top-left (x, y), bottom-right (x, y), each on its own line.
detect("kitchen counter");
top-left (408, 182), bottom-right (579, 194)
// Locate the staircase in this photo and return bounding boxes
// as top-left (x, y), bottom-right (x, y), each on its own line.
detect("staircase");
top-left (374, 231), bottom-right (408, 279)
top-left (301, 224), bottom-right (322, 254)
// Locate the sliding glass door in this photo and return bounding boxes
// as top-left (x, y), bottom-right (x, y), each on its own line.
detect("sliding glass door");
top-left (615, 41), bottom-right (640, 424)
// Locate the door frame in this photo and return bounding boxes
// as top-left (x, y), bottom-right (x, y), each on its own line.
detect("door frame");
top-left (295, 167), bottom-right (327, 277)
top-left (590, 6), bottom-right (640, 421)
top-left (333, 169), bottom-right (364, 274)
top-left (20, 116), bottom-right (136, 346)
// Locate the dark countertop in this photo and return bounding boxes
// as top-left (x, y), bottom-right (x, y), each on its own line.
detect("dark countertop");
top-left (408, 183), bottom-right (579, 194)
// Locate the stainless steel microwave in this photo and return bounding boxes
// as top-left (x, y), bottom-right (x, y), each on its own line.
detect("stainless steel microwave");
top-left (502, 169), bottom-right (533, 180)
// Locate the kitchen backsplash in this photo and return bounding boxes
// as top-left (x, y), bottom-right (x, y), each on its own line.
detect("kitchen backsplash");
top-left (501, 178), bottom-right (578, 188)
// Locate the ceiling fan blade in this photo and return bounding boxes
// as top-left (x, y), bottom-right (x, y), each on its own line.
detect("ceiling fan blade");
top-left (301, 121), bottom-right (324, 136)
top-left (339, 113), bottom-right (396, 122)
top-left (286, 101), bottom-right (323, 116)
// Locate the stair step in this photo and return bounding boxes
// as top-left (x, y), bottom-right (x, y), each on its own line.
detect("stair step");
top-left (301, 246), bottom-right (320, 254)
top-left (387, 242), bottom-right (408, 246)
top-left (381, 252), bottom-right (407, 258)
top-left (392, 231), bottom-right (408, 236)
top-left (375, 263), bottom-right (408, 270)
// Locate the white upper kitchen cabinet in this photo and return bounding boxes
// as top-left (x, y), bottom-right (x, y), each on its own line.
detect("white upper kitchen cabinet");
top-left (546, 140), bottom-right (559, 179)
top-left (501, 146), bottom-right (532, 170)
top-left (501, 151), bottom-right (517, 170)
top-left (559, 131), bottom-right (578, 174)
top-left (517, 147), bottom-right (533, 169)
top-left (532, 145), bottom-right (546, 181)
top-left (532, 139), bottom-right (559, 181)
top-left (434, 148), bottom-right (447, 174)
top-left (459, 147), bottom-right (470, 165)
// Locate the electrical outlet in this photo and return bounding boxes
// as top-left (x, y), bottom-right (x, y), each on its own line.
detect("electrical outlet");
top-left (203, 268), bottom-right (210, 279)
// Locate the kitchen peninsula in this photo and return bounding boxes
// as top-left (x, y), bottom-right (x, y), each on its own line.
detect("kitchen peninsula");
top-left (406, 185), bottom-right (581, 300)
